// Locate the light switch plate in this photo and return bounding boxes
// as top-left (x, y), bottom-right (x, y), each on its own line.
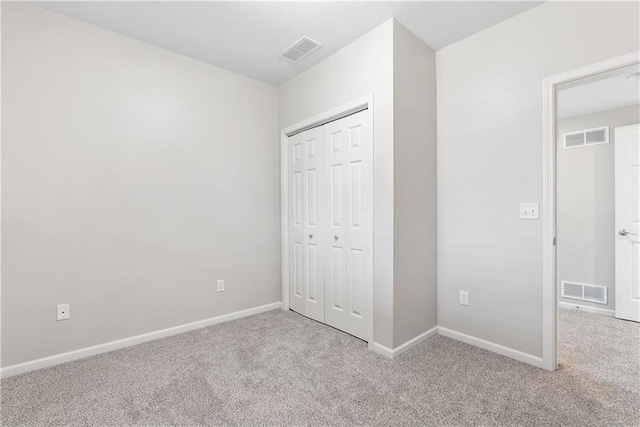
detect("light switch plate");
top-left (217, 279), bottom-right (224, 293)
top-left (520, 203), bottom-right (539, 220)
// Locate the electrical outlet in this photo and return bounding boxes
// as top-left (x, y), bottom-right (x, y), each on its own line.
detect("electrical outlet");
top-left (57, 303), bottom-right (70, 320)
top-left (217, 279), bottom-right (224, 293)
top-left (520, 203), bottom-right (539, 220)
top-left (459, 291), bottom-right (469, 306)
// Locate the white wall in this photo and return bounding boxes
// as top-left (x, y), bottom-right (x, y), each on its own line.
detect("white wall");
top-left (392, 21), bottom-right (437, 347)
top-left (436, 1), bottom-right (639, 357)
top-left (1, 3), bottom-right (281, 367)
top-left (7, 0), bottom-right (635, 367)
top-left (557, 105), bottom-right (640, 311)
top-left (279, 20), bottom-right (395, 348)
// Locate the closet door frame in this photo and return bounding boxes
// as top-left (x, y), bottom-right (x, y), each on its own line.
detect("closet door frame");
top-left (280, 95), bottom-right (374, 350)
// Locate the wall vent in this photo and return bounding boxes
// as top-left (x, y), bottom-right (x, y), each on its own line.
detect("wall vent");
top-left (562, 126), bottom-right (609, 149)
top-left (282, 36), bottom-right (321, 62)
top-left (561, 280), bottom-right (608, 304)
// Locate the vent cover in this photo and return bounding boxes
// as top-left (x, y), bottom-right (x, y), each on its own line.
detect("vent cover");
top-left (282, 36), bottom-right (321, 62)
top-left (562, 126), bottom-right (609, 149)
top-left (561, 280), bottom-right (608, 304)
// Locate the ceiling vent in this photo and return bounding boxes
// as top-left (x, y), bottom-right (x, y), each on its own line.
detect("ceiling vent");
top-left (561, 280), bottom-right (608, 304)
top-left (563, 126), bottom-right (609, 149)
top-left (282, 36), bottom-right (321, 62)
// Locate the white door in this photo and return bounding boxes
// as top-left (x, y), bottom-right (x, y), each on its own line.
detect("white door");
top-left (323, 110), bottom-right (373, 340)
top-left (302, 127), bottom-right (325, 322)
top-left (288, 132), bottom-right (305, 315)
top-left (615, 124), bottom-right (640, 322)
top-left (289, 127), bottom-right (325, 322)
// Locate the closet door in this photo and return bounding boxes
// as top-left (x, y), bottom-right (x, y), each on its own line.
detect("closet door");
top-left (301, 127), bottom-right (325, 322)
top-left (324, 119), bottom-right (348, 333)
top-left (323, 110), bottom-right (372, 340)
top-left (288, 132), bottom-right (305, 315)
top-left (288, 127), bottom-right (325, 322)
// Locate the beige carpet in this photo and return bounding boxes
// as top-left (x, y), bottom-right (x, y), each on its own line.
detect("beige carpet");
top-left (1, 308), bottom-right (638, 426)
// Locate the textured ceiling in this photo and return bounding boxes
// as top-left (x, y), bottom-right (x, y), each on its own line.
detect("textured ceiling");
top-left (557, 64), bottom-right (640, 119)
top-left (33, 1), bottom-right (543, 86)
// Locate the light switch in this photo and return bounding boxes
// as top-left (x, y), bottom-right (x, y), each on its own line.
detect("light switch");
top-left (520, 203), bottom-right (539, 220)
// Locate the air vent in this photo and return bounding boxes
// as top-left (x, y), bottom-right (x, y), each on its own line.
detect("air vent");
top-left (561, 280), bottom-right (608, 304)
top-left (282, 36), bottom-right (321, 63)
top-left (562, 126), bottom-right (609, 149)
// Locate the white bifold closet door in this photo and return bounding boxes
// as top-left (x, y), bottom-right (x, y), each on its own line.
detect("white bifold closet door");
top-left (288, 110), bottom-right (372, 341)
top-left (289, 126), bottom-right (325, 322)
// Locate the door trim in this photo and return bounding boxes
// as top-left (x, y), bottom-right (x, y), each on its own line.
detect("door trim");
top-left (280, 95), bottom-right (374, 350)
top-left (541, 51), bottom-right (640, 371)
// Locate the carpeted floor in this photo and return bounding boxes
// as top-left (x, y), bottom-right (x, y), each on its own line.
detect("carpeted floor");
top-left (1, 308), bottom-right (638, 426)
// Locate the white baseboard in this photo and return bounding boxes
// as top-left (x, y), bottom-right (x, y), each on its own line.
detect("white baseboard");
top-left (373, 326), bottom-right (438, 359)
top-left (437, 327), bottom-right (543, 368)
top-left (1, 302), bottom-right (282, 379)
top-left (559, 302), bottom-right (615, 317)
top-left (372, 342), bottom-right (394, 358)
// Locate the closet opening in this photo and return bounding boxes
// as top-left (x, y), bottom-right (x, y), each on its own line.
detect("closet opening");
top-left (280, 96), bottom-right (375, 348)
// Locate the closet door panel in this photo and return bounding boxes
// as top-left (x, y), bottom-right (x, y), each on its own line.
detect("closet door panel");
top-left (324, 124), bottom-right (348, 331)
top-left (302, 127), bottom-right (325, 322)
top-left (344, 111), bottom-right (373, 340)
top-left (289, 133), bottom-right (305, 315)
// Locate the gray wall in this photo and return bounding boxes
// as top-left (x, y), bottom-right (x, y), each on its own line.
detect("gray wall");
top-left (279, 20), bottom-right (396, 348)
top-left (557, 105), bottom-right (640, 311)
top-left (2, 3), bottom-right (281, 367)
top-left (436, 1), bottom-right (639, 357)
top-left (392, 22), bottom-right (438, 347)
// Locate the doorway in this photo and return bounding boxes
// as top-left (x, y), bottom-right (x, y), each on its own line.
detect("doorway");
top-left (287, 110), bottom-right (373, 341)
top-left (542, 51), bottom-right (640, 370)
top-left (280, 96), bottom-right (375, 348)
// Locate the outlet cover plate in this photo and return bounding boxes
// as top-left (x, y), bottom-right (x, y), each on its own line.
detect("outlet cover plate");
top-left (459, 291), bottom-right (469, 306)
top-left (520, 203), bottom-right (539, 220)
top-left (57, 303), bottom-right (70, 320)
